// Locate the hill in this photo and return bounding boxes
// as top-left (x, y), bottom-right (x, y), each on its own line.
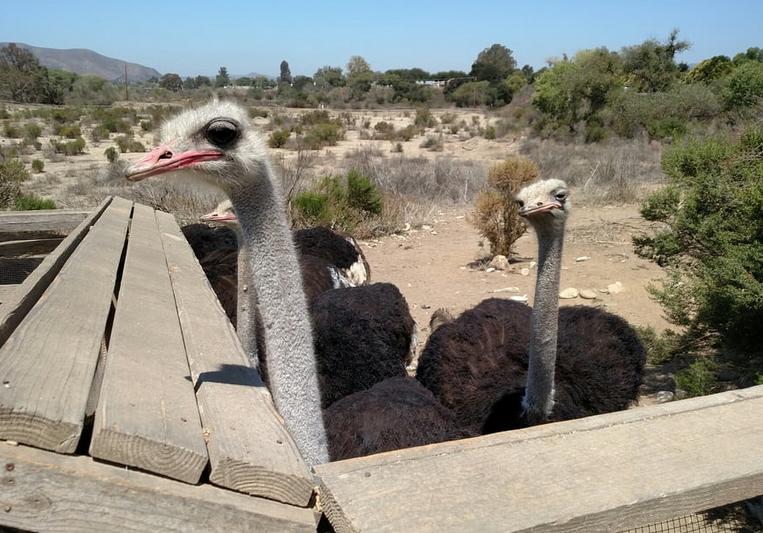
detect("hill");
top-left (1, 42), bottom-right (161, 82)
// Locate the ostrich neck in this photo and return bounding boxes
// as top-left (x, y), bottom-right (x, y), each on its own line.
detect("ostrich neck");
top-left (229, 165), bottom-right (329, 466)
top-left (234, 235), bottom-right (256, 367)
top-left (523, 221), bottom-right (565, 423)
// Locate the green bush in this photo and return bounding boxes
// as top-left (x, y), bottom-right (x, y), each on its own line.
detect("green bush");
top-left (419, 135), bottom-right (443, 151)
top-left (23, 122), bottom-right (42, 139)
top-left (414, 107), bottom-right (436, 128)
top-left (484, 125), bottom-right (496, 140)
top-left (674, 358), bottom-right (718, 397)
top-left (53, 137), bottom-right (86, 155)
top-left (14, 194), bottom-right (56, 210)
top-left (0, 159), bottom-right (30, 182)
top-left (3, 123), bottom-right (21, 138)
top-left (31, 159), bottom-right (44, 173)
top-left (291, 169), bottom-right (384, 233)
top-left (91, 125), bottom-right (109, 142)
top-left (268, 129), bottom-right (290, 148)
top-left (635, 128), bottom-right (763, 385)
top-left (302, 122), bottom-right (343, 149)
top-left (723, 60), bottom-right (763, 108)
top-left (54, 124), bottom-right (82, 138)
top-left (104, 146), bottom-right (119, 163)
top-left (114, 135), bottom-right (145, 153)
top-left (140, 120), bottom-right (152, 132)
top-left (248, 107), bottom-right (269, 118)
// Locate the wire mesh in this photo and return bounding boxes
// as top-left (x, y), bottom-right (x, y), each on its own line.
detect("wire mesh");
top-left (620, 499), bottom-right (763, 533)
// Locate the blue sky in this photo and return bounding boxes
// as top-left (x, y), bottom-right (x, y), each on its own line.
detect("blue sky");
top-left (2, 0), bottom-right (761, 77)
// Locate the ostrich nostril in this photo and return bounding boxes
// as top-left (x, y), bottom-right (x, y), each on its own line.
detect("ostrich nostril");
top-left (536, 202), bottom-right (543, 206)
top-left (159, 150), bottom-right (173, 160)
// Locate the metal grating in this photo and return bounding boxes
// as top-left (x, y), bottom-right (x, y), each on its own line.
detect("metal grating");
top-left (621, 498), bottom-right (763, 533)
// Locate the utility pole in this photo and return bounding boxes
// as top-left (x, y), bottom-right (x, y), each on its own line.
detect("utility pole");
top-left (124, 64), bottom-right (129, 101)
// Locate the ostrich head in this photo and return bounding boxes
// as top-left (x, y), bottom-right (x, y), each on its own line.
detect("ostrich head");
top-left (124, 100), bottom-right (268, 194)
top-left (515, 178), bottom-right (570, 229)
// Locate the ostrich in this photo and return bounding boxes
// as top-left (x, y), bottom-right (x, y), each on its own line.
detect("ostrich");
top-left (125, 100), bottom-right (329, 465)
top-left (417, 179), bottom-right (645, 434)
top-left (124, 101), bottom-right (418, 464)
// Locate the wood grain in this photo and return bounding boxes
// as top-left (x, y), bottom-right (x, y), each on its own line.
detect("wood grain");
top-left (0, 196), bottom-right (112, 348)
top-left (0, 443), bottom-right (316, 532)
top-left (317, 386), bottom-right (763, 533)
top-left (0, 197), bottom-right (129, 453)
top-left (91, 205), bottom-right (208, 484)
top-left (156, 210), bottom-right (315, 505)
top-left (0, 209), bottom-right (90, 242)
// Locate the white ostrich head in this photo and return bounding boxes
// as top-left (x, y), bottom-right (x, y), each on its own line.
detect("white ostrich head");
top-left (515, 178), bottom-right (571, 230)
top-left (201, 198), bottom-right (238, 225)
top-left (124, 100), bottom-right (269, 195)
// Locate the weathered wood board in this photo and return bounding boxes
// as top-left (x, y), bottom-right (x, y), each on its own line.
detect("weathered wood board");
top-left (0, 209), bottom-right (91, 242)
top-left (317, 386), bottom-right (763, 533)
top-left (0, 196), bottom-right (112, 347)
top-left (0, 443), bottom-right (316, 532)
top-left (156, 210), bottom-right (315, 505)
top-left (90, 205), bottom-right (208, 484)
top-left (0, 197), bottom-right (130, 453)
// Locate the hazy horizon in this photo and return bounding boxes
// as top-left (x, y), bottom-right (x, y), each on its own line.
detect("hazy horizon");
top-left (3, 0), bottom-right (762, 78)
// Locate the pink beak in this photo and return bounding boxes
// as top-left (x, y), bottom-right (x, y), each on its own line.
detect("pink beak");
top-left (519, 201), bottom-right (563, 218)
top-left (200, 211), bottom-right (238, 223)
top-left (125, 143), bottom-right (223, 181)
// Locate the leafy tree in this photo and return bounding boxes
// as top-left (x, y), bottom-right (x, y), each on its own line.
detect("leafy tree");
top-left (449, 81), bottom-right (492, 107)
top-left (279, 60), bottom-right (292, 85)
top-left (470, 44), bottom-right (516, 82)
top-left (292, 75), bottom-right (312, 91)
top-left (635, 129), bottom-right (763, 384)
top-left (182, 76), bottom-right (197, 90)
top-left (621, 29), bottom-right (689, 92)
top-left (687, 55), bottom-right (733, 83)
top-left (0, 44), bottom-right (57, 103)
top-left (215, 67), bottom-right (230, 87)
top-left (723, 60), bottom-right (763, 108)
top-left (732, 47), bottom-right (763, 65)
top-left (347, 55), bottom-right (371, 77)
top-left (195, 75), bottom-right (212, 87)
top-left (431, 70), bottom-right (468, 80)
top-left (159, 73), bottom-right (182, 92)
top-left (234, 76), bottom-right (253, 86)
top-left (346, 56), bottom-right (374, 99)
top-left (314, 66), bottom-right (344, 88)
top-left (533, 48), bottom-right (623, 130)
top-left (521, 64), bottom-right (535, 82)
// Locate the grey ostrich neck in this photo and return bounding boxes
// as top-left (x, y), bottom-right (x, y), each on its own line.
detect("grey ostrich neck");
top-left (523, 219), bottom-right (565, 424)
top-left (234, 232), bottom-right (256, 367)
top-left (228, 161), bottom-right (328, 466)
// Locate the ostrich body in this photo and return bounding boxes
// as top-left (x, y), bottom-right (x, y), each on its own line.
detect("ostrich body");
top-left (125, 101), bottom-right (328, 465)
top-left (324, 376), bottom-right (473, 461)
top-left (417, 179), bottom-right (645, 434)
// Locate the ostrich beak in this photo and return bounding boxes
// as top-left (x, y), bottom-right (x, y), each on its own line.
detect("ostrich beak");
top-left (125, 143), bottom-right (223, 182)
top-left (519, 201), bottom-right (563, 218)
top-left (200, 211), bottom-right (238, 223)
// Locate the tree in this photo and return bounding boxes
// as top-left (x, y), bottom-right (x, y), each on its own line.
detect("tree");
top-left (292, 75), bottom-right (313, 91)
top-left (195, 75), bottom-right (212, 87)
top-left (686, 56), bottom-right (733, 83)
top-left (347, 56), bottom-right (371, 77)
top-left (450, 81), bottom-right (492, 107)
top-left (621, 29), bottom-right (689, 92)
top-left (533, 48), bottom-right (623, 130)
top-left (733, 47), bottom-right (763, 65)
top-left (723, 60), bottom-right (763, 108)
top-left (314, 66), bottom-right (344, 88)
top-left (431, 70), bottom-right (468, 80)
top-left (279, 60), bottom-right (292, 85)
top-left (159, 73), bottom-right (182, 92)
top-left (470, 44), bottom-right (516, 82)
top-left (183, 76), bottom-right (197, 90)
top-left (215, 67), bottom-right (230, 87)
top-left (0, 43), bottom-right (55, 103)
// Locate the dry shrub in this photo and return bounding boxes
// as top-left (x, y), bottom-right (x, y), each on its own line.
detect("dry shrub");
top-left (519, 137), bottom-right (664, 204)
top-left (472, 157), bottom-right (539, 256)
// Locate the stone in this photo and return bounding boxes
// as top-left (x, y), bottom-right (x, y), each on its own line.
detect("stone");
top-left (607, 281), bottom-right (624, 294)
top-left (654, 391), bottom-right (675, 403)
top-left (485, 267), bottom-right (496, 273)
top-left (576, 256), bottom-right (591, 262)
top-left (559, 287), bottom-right (579, 299)
top-left (489, 255), bottom-right (510, 270)
top-left (509, 295), bottom-right (528, 303)
top-left (520, 268), bottom-right (530, 276)
top-left (579, 289), bottom-right (598, 299)
top-left (422, 224), bottom-right (432, 231)
top-left (674, 389), bottom-right (688, 400)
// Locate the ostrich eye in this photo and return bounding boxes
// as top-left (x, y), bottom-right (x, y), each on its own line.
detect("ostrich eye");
top-left (554, 190), bottom-right (568, 202)
top-left (204, 119), bottom-right (239, 148)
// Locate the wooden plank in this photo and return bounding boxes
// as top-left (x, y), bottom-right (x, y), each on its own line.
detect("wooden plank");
top-left (0, 196), bottom-right (112, 348)
top-left (0, 209), bottom-right (90, 238)
top-left (0, 284), bottom-right (19, 304)
top-left (0, 237), bottom-right (63, 257)
top-left (0, 198), bottom-right (130, 453)
top-left (316, 386), bottom-right (763, 533)
top-left (0, 443), bottom-right (316, 532)
top-left (156, 210), bottom-right (315, 505)
top-left (91, 204), bottom-right (208, 484)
